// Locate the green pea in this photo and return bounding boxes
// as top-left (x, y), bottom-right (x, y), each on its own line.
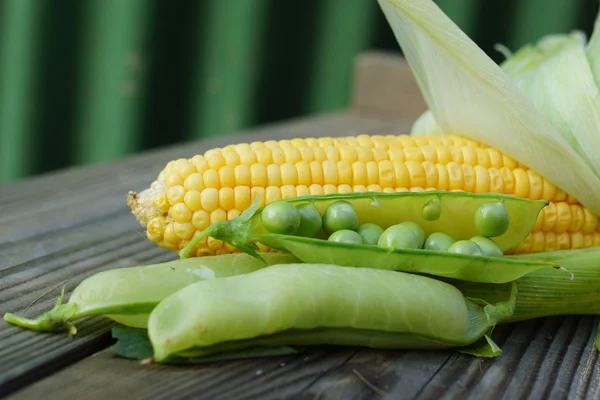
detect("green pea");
top-left (469, 236), bottom-right (503, 257)
top-left (422, 198), bottom-right (442, 221)
top-left (323, 201), bottom-right (359, 234)
top-left (357, 223), bottom-right (384, 245)
top-left (261, 201), bottom-right (301, 235)
top-left (296, 204), bottom-right (323, 237)
top-left (398, 221), bottom-right (426, 248)
top-left (424, 232), bottom-right (456, 251)
top-left (328, 229), bottom-right (363, 244)
top-left (474, 202), bottom-right (510, 237)
top-left (447, 240), bottom-right (482, 256)
top-left (378, 224), bottom-right (420, 250)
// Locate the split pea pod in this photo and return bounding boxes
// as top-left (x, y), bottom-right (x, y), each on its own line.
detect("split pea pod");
top-left (148, 263), bottom-right (516, 362)
top-left (180, 192), bottom-right (555, 283)
top-left (4, 253), bottom-right (298, 333)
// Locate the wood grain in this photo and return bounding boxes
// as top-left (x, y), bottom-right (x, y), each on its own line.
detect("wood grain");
top-left (350, 51), bottom-right (427, 121)
top-left (0, 111), bottom-right (413, 397)
top-left (8, 317), bottom-right (600, 400)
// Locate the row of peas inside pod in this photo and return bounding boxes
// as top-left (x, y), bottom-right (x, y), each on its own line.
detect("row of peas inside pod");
top-left (260, 194), bottom-right (510, 257)
top-left (181, 191), bottom-right (554, 284)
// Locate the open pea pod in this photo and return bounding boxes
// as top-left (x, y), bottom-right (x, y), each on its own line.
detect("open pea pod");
top-left (254, 191), bottom-right (545, 251)
top-left (180, 191), bottom-right (553, 283)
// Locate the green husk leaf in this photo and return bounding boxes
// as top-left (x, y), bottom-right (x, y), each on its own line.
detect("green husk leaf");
top-left (454, 247), bottom-right (600, 323)
top-left (456, 333), bottom-right (502, 358)
top-left (110, 325), bottom-right (155, 360)
top-left (507, 32), bottom-right (600, 178)
top-left (109, 325), bottom-right (303, 363)
top-left (586, 8), bottom-right (600, 87)
top-left (378, 0), bottom-right (600, 215)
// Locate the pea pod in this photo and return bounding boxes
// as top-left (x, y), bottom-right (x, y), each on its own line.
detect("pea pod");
top-left (3, 253), bottom-right (298, 333)
top-left (180, 192), bottom-right (553, 283)
top-left (148, 264), bottom-right (517, 363)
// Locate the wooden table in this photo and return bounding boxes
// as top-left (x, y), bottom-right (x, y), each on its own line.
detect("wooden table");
top-left (2, 52), bottom-right (600, 400)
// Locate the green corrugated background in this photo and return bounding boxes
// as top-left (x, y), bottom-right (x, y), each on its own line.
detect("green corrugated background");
top-left (0, 0), bottom-right (597, 183)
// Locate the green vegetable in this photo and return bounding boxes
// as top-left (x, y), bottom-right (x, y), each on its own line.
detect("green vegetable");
top-left (357, 223), bottom-right (384, 245)
top-left (3, 253), bottom-right (299, 333)
top-left (474, 203), bottom-right (509, 237)
top-left (422, 197), bottom-right (442, 221)
top-left (378, 224), bottom-right (420, 250)
top-left (180, 192), bottom-right (551, 283)
top-left (296, 204), bottom-right (323, 237)
top-left (255, 234), bottom-right (553, 283)
top-left (448, 240), bottom-right (482, 256)
top-left (181, 191), bottom-right (546, 256)
top-left (261, 201), bottom-right (301, 235)
top-left (424, 232), bottom-right (455, 251)
top-left (398, 221), bottom-right (426, 247)
top-left (147, 264), bottom-right (516, 362)
top-left (470, 236), bottom-right (503, 257)
top-left (322, 201), bottom-right (359, 234)
top-left (328, 229), bottom-right (362, 244)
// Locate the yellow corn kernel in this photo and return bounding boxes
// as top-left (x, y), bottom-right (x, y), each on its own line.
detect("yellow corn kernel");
top-left (210, 209), bottom-right (227, 224)
top-left (184, 173), bottom-right (205, 191)
top-left (281, 163), bottom-right (298, 186)
top-left (461, 164), bottom-right (475, 193)
top-left (165, 172), bottom-right (183, 187)
top-left (203, 169), bottom-right (220, 189)
top-left (163, 223), bottom-right (179, 244)
top-left (218, 188), bottom-right (234, 211)
top-left (235, 165), bottom-right (251, 186)
top-left (250, 187), bottom-right (265, 207)
top-left (184, 190), bottom-right (203, 212)
top-left (461, 147), bottom-right (477, 166)
top-left (201, 188), bottom-right (219, 212)
top-left (378, 160), bottom-right (395, 187)
top-left (446, 162), bottom-right (463, 190)
top-left (174, 222), bottom-right (195, 240)
top-left (218, 166), bottom-right (235, 187)
top-left (267, 164), bottom-right (282, 186)
top-left (153, 193), bottom-right (171, 213)
top-left (295, 161), bottom-right (311, 186)
top-left (147, 217), bottom-right (166, 242)
top-left (234, 186), bottom-right (251, 210)
top-left (474, 165), bottom-right (490, 193)
top-left (192, 210), bottom-right (210, 230)
top-left (170, 203), bottom-right (192, 223)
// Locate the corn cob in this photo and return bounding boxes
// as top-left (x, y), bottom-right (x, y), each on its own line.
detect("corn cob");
top-left (127, 134), bottom-right (600, 256)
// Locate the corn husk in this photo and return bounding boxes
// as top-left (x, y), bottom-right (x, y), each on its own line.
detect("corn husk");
top-left (378, 0), bottom-right (600, 215)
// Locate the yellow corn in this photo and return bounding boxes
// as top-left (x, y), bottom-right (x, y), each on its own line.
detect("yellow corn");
top-left (127, 134), bottom-right (599, 256)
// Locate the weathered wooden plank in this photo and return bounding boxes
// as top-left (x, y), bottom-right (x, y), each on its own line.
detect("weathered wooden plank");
top-left (8, 316), bottom-right (600, 400)
top-left (0, 112), bottom-right (414, 397)
top-left (5, 348), bottom-right (358, 400)
top-left (350, 51), bottom-right (427, 122)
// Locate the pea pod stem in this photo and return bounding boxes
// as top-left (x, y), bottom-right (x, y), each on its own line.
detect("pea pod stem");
top-left (4, 288), bottom-right (78, 335)
top-left (3, 253), bottom-right (298, 333)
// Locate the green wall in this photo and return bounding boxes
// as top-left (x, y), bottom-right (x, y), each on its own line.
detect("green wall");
top-left (0, 0), bottom-right (597, 183)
